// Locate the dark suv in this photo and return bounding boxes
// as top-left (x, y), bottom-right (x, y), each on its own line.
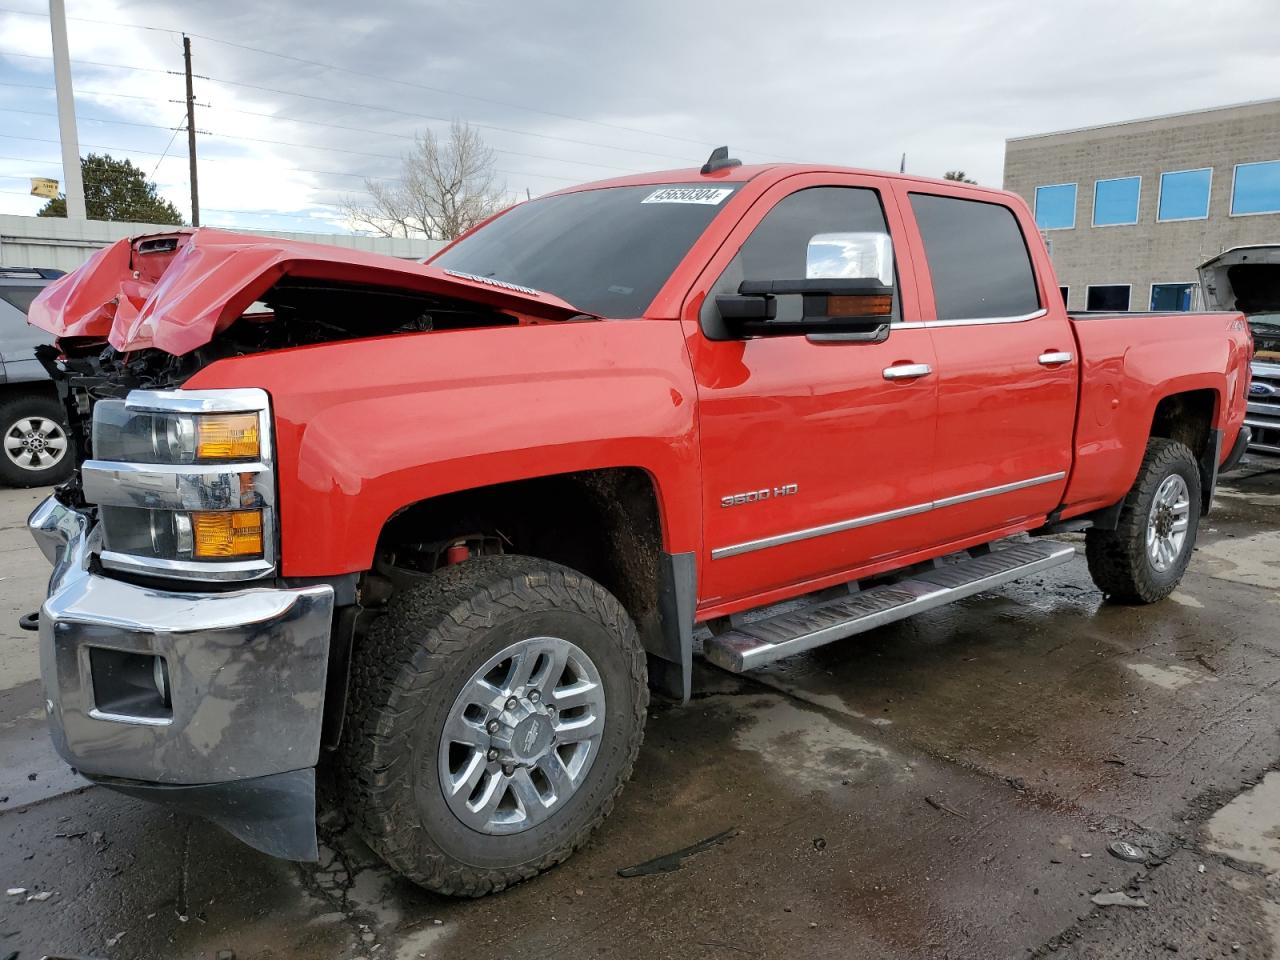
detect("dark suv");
top-left (0, 266), bottom-right (71, 486)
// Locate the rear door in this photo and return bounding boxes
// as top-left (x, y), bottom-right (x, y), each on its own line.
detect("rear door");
top-left (893, 185), bottom-right (1077, 545)
top-left (686, 173), bottom-right (940, 609)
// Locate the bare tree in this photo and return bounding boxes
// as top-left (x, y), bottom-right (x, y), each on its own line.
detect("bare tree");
top-left (943, 170), bottom-right (978, 184)
top-left (342, 121), bottom-right (509, 240)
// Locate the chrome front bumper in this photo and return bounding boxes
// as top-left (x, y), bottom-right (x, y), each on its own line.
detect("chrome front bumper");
top-left (28, 495), bottom-right (334, 858)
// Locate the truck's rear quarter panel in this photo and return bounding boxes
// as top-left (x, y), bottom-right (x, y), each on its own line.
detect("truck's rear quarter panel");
top-left (1061, 311), bottom-right (1251, 518)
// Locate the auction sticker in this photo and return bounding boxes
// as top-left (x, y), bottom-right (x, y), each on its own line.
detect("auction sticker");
top-left (642, 187), bottom-right (734, 205)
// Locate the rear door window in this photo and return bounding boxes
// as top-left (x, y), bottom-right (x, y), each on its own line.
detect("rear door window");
top-left (908, 193), bottom-right (1041, 321)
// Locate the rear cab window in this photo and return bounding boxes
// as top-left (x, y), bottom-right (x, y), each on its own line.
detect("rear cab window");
top-left (907, 193), bottom-right (1041, 321)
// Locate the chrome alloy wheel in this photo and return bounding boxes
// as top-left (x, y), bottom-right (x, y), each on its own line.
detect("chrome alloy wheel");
top-left (438, 636), bottom-right (607, 835)
top-left (1146, 473), bottom-right (1191, 573)
top-left (3, 416), bottom-right (67, 472)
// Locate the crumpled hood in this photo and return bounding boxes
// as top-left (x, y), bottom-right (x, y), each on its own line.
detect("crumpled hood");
top-left (1198, 245), bottom-right (1280, 316)
top-left (27, 227), bottom-right (587, 356)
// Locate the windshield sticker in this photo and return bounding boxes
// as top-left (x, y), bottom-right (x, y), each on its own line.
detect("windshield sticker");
top-left (443, 269), bottom-right (540, 296)
top-left (641, 187), bottom-right (734, 205)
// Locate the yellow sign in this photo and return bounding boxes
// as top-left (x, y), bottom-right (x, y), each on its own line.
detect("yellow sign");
top-left (29, 177), bottom-right (59, 199)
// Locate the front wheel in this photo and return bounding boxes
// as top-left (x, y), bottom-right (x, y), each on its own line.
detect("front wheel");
top-left (339, 556), bottom-right (648, 896)
top-left (1085, 438), bottom-right (1201, 603)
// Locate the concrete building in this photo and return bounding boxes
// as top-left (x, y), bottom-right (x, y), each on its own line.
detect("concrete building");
top-left (1003, 98), bottom-right (1280, 312)
top-left (0, 214), bottom-right (444, 273)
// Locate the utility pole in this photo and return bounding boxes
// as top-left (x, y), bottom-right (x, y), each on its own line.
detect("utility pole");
top-left (48, 0), bottom-right (86, 219)
top-left (183, 35), bottom-right (200, 227)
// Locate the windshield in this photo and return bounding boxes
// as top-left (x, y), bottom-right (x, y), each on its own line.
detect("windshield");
top-left (1250, 313), bottom-right (1280, 360)
top-left (431, 183), bottom-right (740, 318)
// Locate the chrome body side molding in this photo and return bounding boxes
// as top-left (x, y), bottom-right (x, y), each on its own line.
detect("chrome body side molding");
top-left (711, 471), bottom-right (1067, 560)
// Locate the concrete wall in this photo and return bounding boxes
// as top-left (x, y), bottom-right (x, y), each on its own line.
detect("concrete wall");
top-left (1003, 99), bottom-right (1280, 311)
top-left (0, 214), bottom-right (446, 273)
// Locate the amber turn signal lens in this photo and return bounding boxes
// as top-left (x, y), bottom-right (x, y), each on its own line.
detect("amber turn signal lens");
top-left (196, 414), bottom-right (260, 460)
top-left (191, 510), bottom-right (264, 558)
top-left (827, 294), bottom-right (893, 318)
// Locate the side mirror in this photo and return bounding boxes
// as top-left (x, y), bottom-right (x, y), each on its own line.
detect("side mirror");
top-left (806, 232), bottom-right (894, 285)
top-left (715, 232), bottom-right (895, 340)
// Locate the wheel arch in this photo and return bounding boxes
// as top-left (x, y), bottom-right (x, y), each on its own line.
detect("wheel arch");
top-left (1148, 386), bottom-right (1221, 513)
top-left (372, 467), bottom-right (696, 702)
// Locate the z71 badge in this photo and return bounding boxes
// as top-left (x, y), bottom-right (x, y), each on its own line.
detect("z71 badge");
top-left (721, 483), bottom-right (799, 508)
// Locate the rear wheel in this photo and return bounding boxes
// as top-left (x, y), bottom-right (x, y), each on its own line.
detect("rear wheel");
top-left (339, 555), bottom-right (647, 896)
top-left (0, 394), bottom-right (71, 487)
top-left (1085, 438), bottom-right (1200, 603)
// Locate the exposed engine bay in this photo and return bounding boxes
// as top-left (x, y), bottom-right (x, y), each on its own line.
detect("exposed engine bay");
top-left (38, 277), bottom-right (525, 503)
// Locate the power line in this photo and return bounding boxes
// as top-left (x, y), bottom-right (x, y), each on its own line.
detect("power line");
top-left (0, 112), bottom-right (586, 183)
top-left (195, 73), bottom-right (699, 163)
top-left (0, 47), bottom-right (179, 75)
top-left (0, 78), bottom-right (643, 174)
top-left (149, 114), bottom-right (187, 181)
top-left (0, 5), bottom-right (790, 158)
top-left (0, 104), bottom-right (180, 132)
top-left (0, 138), bottom-right (583, 196)
top-left (0, 78), bottom-right (173, 105)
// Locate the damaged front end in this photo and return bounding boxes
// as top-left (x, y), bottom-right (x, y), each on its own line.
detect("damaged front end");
top-left (1199, 245), bottom-right (1280, 456)
top-left (30, 492), bottom-right (332, 860)
top-left (25, 228), bottom-right (586, 859)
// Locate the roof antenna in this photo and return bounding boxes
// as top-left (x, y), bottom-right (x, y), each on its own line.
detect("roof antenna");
top-left (701, 146), bottom-right (741, 175)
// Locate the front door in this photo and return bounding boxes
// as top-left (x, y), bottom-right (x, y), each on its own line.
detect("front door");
top-left (686, 174), bottom-right (940, 610)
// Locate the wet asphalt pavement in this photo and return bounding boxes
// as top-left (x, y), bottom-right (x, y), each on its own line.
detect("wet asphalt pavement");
top-left (1, 461), bottom-right (1279, 960)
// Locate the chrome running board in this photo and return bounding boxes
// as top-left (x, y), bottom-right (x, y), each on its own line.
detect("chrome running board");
top-left (702, 541), bottom-right (1076, 673)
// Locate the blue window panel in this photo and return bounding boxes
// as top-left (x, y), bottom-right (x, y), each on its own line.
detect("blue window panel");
top-left (1034, 183), bottom-right (1076, 230)
top-left (1093, 177), bottom-right (1140, 225)
top-left (1232, 160), bottom-right (1280, 216)
top-left (1151, 283), bottom-right (1193, 311)
top-left (1158, 169), bottom-right (1212, 221)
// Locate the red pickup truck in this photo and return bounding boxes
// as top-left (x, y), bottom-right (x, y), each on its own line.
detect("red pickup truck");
top-left (25, 151), bottom-right (1252, 896)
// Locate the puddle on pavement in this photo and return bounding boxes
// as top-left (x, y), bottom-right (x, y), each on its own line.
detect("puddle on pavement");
top-left (1125, 661), bottom-right (1218, 691)
top-left (1197, 532), bottom-right (1280, 590)
top-left (1168, 590), bottom-right (1205, 608)
top-left (728, 694), bottom-right (904, 790)
top-left (1204, 771), bottom-right (1280, 872)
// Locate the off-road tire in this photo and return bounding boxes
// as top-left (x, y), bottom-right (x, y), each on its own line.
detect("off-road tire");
top-left (0, 393), bottom-right (71, 487)
top-left (1085, 438), bottom-right (1201, 603)
top-left (339, 555), bottom-right (648, 896)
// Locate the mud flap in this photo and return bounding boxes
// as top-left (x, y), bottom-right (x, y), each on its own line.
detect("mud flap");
top-left (1199, 428), bottom-right (1223, 516)
top-left (644, 551), bottom-right (696, 704)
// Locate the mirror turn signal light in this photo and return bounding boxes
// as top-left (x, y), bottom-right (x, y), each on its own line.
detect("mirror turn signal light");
top-left (826, 294), bottom-right (893, 318)
top-left (191, 509), bottom-right (264, 558)
top-left (196, 414), bottom-right (260, 460)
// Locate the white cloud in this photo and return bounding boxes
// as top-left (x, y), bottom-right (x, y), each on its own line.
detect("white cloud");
top-left (0, 0), bottom-right (1277, 232)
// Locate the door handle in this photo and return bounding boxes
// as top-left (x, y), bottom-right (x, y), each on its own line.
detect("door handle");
top-left (883, 363), bottom-right (933, 381)
top-left (1038, 351), bottom-right (1073, 366)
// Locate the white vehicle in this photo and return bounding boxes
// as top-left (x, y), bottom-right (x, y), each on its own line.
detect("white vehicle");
top-left (1199, 246), bottom-right (1280, 457)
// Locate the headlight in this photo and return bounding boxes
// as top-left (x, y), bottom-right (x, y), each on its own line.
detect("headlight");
top-left (93, 404), bottom-right (261, 464)
top-left (81, 389), bottom-right (276, 582)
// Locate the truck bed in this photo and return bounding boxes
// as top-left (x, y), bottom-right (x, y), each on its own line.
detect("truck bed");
top-left (1059, 309), bottom-right (1252, 519)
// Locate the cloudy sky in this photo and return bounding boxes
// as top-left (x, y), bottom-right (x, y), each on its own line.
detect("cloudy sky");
top-left (0, 0), bottom-right (1277, 235)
